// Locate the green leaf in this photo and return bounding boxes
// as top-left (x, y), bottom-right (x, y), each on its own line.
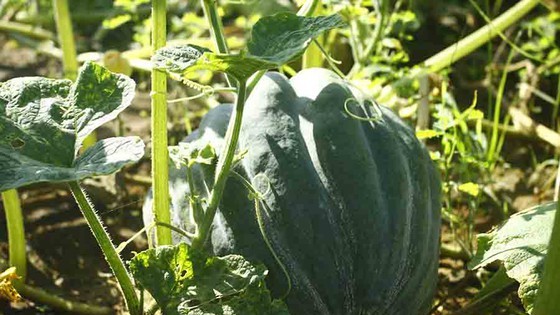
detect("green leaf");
top-left (0, 136), bottom-right (143, 191)
top-left (247, 13), bottom-right (346, 65)
top-left (129, 243), bottom-right (289, 315)
top-left (153, 13), bottom-right (346, 81)
top-left (0, 62), bottom-right (142, 192)
top-left (153, 45), bottom-right (274, 82)
top-left (470, 202), bottom-right (557, 313)
top-left (73, 137), bottom-right (145, 176)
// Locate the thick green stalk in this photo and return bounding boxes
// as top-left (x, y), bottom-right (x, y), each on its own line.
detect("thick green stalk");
top-left (68, 182), bottom-right (140, 315)
top-left (52, 0), bottom-right (96, 148)
top-left (422, 0), bottom-right (540, 72)
top-left (2, 189), bottom-right (26, 282)
top-left (533, 200), bottom-right (560, 315)
top-left (201, 0), bottom-right (229, 54)
top-left (192, 80), bottom-right (247, 249)
top-left (52, 0), bottom-right (78, 80)
top-left (0, 20), bottom-right (54, 40)
top-left (151, 0), bottom-right (172, 246)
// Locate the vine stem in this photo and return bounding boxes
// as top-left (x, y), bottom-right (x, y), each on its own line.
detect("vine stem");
top-left (533, 199), bottom-right (560, 314)
top-left (16, 284), bottom-right (112, 315)
top-left (2, 189), bottom-right (26, 282)
top-left (151, 0), bottom-right (172, 246)
top-left (192, 80), bottom-right (247, 249)
top-left (201, 0), bottom-right (236, 88)
top-left (421, 0), bottom-right (541, 72)
top-left (68, 182), bottom-right (140, 315)
top-left (0, 20), bottom-right (54, 40)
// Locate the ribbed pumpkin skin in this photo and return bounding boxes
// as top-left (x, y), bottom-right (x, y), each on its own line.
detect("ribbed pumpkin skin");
top-left (143, 69), bottom-right (441, 315)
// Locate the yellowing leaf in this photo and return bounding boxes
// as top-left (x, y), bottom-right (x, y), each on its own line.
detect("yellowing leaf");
top-left (416, 129), bottom-right (442, 139)
top-left (458, 182), bottom-right (480, 197)
top-left (467, 109), bottom-right (484, 120)
top-left (0, 267), bottom-right (21, 302)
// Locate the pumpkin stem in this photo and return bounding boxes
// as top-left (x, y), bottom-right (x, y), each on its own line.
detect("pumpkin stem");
top-left (193, 80), bottom-right (248, 249)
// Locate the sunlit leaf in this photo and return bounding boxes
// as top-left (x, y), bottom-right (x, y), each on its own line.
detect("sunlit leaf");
top-left (129, 243), bottom-right (289, 315)
top-left (153, 45), bottom-right (274, 81)
top-left (247, 13), bottom-right (346, 64)
top-left (416, 129), bottom-right (442, 139)
top-left (458, 182), bottom-right (480, 197)
top-left (470, 202), bottom-right (557, 313)
top-left (0, 62), bottom-right (143, 191)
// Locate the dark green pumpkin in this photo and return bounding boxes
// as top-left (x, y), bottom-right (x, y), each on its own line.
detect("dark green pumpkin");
top-left (144, 68), bottom-right (441, 315)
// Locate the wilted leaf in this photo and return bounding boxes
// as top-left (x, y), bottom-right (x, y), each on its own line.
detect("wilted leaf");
top-left (0, 267), bottom-right (21, 302)
top-left (129, 243), bottom-right (289, 315)
top-left (0, 62), bottom-right (143, 191)
top-left (470, 202), bottom-right (557, 313)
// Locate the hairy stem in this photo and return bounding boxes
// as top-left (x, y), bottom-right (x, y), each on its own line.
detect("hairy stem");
top-left (151, 0), bottom-right (172, 246)
top-left (68, 182), bottom-right (140, 315)
top-left (533, 200), bottom-right (560, 314)
top-left (192, 80), bottom-right (247, 249)
top-left (2, 189), bottom-right (26, 282)
top-left (422, 0), bottom-right (541, 72)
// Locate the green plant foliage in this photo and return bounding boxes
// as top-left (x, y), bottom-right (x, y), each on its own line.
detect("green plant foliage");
top-left (470, 202), bottom-right (557, 313)
top-left (153, 13), bottom-right (346, 81)
top-left (521, 12), bottom-right (560, 75)
top-left (0, 61), bottom-right (143, 192)
top-left (129, 243), bottom-right (289, 315)
top-left (153, 44), bottom-right (275, 81)
top-left (246, 12), bottom-right (345, 64)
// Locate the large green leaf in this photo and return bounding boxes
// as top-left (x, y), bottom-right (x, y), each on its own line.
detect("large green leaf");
top-left (129, 243), bottom-right (289, 315)
top-left (0, 62), bottom-right (143, 192)
top-left (470, 202), bottom-right (557, 313)
top-left (153, 13), bottom-right (345, 81)
top-left (247, 12), bottom-right (345, 64)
